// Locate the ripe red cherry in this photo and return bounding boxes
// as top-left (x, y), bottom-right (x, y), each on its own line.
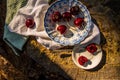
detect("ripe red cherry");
top-left (78, 56), bottom-right (88, 66)
top-left (25, 18), bottom-right (35, 28)
top-left (74, 17), bottom-right (84, 27)
top-left (86, 43), bottom-right (97, 54)
top-left (57, 25), bottom-right (67, 34)
top-left (51, 11), bottom-right (62, 22)
top-left (70, 6), bottom-right (80, 15)
top-left (62, 12), bottom-right (72, 21)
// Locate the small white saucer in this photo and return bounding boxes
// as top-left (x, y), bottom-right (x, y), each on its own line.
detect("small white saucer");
top-left (72, 44), bottom-right (102, 69)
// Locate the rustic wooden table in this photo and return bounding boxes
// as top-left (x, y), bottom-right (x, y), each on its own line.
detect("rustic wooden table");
top-left (0, 0), bottom-right (120, 80)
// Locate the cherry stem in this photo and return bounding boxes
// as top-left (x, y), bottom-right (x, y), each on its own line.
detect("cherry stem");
top-left (66, 21), bottom-right (77, 31)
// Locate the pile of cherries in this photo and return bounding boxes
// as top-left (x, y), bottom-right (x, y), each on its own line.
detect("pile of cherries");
top-left (51, 6), bottom-right (84, 34)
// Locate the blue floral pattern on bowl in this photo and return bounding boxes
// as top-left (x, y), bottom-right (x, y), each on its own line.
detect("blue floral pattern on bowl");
top-left (44, 0), bottom-right (92, 46)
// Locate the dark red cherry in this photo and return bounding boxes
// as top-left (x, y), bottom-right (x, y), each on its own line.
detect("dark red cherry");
top-left (74, 17), bottom-right (84, 27)
top-left (62, 12), bottom-right (72, 21)
top-left (70, 6), bottom-right (80, 15)
top-left (51, 11), bottom-right (62, 22)
top-left (78, 56), bottom-right (88, 66)
top-left (86, 43), bottom-right (97, 54)
top-left (57, 25), bottom-right (67, 34)
top-left (25, 18), bottom-right (35, 28)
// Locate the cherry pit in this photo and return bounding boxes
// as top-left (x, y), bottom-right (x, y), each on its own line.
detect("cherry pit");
top-left (51, 6), bottom-right (84, 34)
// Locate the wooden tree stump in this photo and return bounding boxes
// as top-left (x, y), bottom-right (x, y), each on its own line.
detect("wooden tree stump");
top-left (0, 0), bottom-right (120, 80)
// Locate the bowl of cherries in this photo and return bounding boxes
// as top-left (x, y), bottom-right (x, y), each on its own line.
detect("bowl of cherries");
top-left (44, 0), bottom-right (92, 46)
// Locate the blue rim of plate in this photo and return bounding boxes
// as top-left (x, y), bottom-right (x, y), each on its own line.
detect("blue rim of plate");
top-left (44, 0), bottom-right (92, 46)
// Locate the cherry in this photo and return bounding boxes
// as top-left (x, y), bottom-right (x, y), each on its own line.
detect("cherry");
top-left (62, 12), bottom-right (72, 21)
top-left (78, 56), bottom-right (88, 66)
top-left (86, 43), bottom-right (97, 54)
top-left (70, 6), bottom-right (80, 15)
top-left (57, 25), bottom-right (67, 34)
top-left (51, 11), bottom-right (62, 22)
top-left (74, 17), bottom-right (84, 27)
top-left (25, 18), bottom-right (35, 28)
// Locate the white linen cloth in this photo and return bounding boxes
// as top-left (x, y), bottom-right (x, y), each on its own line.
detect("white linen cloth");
top-left (8, 0), bottom-right (100, 50)
top-left (8, 0), bottom-right (49, 36)
top-left (36, 22), bottom-right (100, 50)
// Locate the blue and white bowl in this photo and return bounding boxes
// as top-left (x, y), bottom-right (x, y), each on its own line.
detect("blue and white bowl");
top-left (44, 0), bottom-right (92, 46)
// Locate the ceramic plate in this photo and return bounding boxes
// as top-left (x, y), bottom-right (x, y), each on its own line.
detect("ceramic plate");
top-left (44, 0), bottom-right (91, 46)
top-left (72, 44), bottom-right (102, 69)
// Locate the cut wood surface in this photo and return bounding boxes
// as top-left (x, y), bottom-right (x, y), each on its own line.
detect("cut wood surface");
top-left (0, 0), bottom-right (120, 80)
